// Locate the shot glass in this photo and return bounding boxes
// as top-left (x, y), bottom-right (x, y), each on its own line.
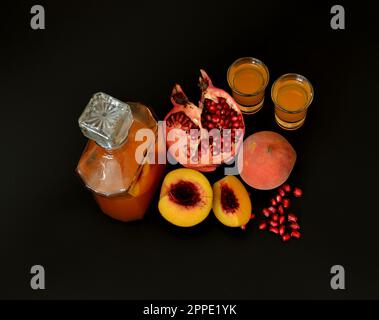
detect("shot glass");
top-left (271, 73), bottom-right (314, 130)
top-left (227, 57), bottom-right (269, 115)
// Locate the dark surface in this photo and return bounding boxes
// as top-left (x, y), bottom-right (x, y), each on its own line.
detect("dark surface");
top-left (1, 0), bottom-right (378, 299)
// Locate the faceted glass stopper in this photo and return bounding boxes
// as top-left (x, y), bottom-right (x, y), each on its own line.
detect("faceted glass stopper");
top-left (78, 92), bottom-right (133, 150)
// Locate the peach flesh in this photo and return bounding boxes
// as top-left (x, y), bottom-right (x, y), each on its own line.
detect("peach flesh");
top-left (158, 168), bottom-right (213, 227)
top-left (212, 176), bottom-right (251, 227)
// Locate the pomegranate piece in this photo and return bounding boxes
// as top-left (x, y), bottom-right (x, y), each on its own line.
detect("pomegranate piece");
top-left (291, 231), bottom-right (301, 239)
top-left (259, 222), bottom-right (267, 230)
top-left (270, 220), bottom-right (279, 227)
top-left (278, 205), bottom-right (284, 215)
top-left (164, 70), bottom-right (245, 172)
top-left (290, 223), bottom-right (300, 230)
top-left (269, 226), bottom-right (279, 234)
top-left (275, 195), bottom-right (282, 203)
top-left (278, 188), bottom-right (286, 197)
top-left (271, 198), bottom-right (277, 206)
top-left (262, 208), bottom-right (270, 218)
top-left (283, 184), bottom-right (292, 193)
top-left (279, 215), bottom-right (286, 225)
top-left (279, 225), bottom-right (285, 236)
top-left (282, 198), bottom-right (291, 208)
top-left (268, 206), bottom-right (277, 214)
top-left (293, 187), bottom-right (303, 198)
top-left (288, 213), bottom-right (297, 223)
top-left (282, 233), bottom-right (291, 242)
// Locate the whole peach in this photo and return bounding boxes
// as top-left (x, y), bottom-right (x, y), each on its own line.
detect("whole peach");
top-left (239, 131), bottom-right (296, 190)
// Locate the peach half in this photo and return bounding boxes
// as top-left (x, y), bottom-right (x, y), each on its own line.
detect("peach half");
top-left (212, 176), bottom-right (251, 227)
top-left (158, 168), bottom-right (213, 227)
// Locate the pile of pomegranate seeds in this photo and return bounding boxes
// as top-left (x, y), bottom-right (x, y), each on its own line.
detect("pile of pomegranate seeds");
top-left (258, 184), bottom-right (303, 242)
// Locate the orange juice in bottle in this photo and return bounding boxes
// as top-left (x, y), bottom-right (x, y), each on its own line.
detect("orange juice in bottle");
top-left (76, 92), bottom-right (165, 222)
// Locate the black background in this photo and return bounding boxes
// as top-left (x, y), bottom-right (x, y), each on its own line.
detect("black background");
top-left (1, 0), bottom-right (378, 300)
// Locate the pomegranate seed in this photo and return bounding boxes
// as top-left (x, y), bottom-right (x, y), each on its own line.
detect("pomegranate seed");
top-left (272, 214), bottom-right (279, 222)
top-left (290, 223), bottom-right (300, 230)
top-left (288, 213), bottom-right (297, 222)
top-left (262, 208), bottom-right (270, 218)
top-left (269, 226), bottom-right (279, 234)
top-left (231, 116), bottom-right (238, 122)
top-left (279, 225), bottom-right (285, 236)
top-left (208, 105), bottom-right (216, 113)
top-left (270, 220), bottom-right (278, 227)
top-left (283, 184), bottom-right (291, 193)
top-left (291, 231), bottom-right (301, 239)
top-left (268, 206), bottom-right (277, 214)
top-left (271, 198), bottom-right (277, 206)
top-left (212, 115), bottom-right (220, 123)
top-left (232, 122), bottom-right (240, 128)
top-left (282, 233), bottom-right (291, 242)
top-left (250, 213), bottom-right (256, 220)
top-left (276, 195), bottom-right (282, 203)
top-left (259, 222), bottom-right (267, 230)
top-left (241, 224), bottom-right (247, 231)
top-left (293, 187), bottom-right (303, 198)
top-left (278, 205), bottom-right (284, 215)
top-left (278, 188), bottom-right (286, 197)
top-left (207, 122), bottom-right (215, 129)
top-left (282, 198), bottom-right (291, 208)
top-left (279, 216), bottom-right (286, 225)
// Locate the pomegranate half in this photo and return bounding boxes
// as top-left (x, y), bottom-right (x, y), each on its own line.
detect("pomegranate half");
top-left (164, 70), bottom-right (245, 172)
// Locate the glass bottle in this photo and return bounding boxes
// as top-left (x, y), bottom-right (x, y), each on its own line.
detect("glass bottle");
top-left (76, 92), bottom-right (166, 222)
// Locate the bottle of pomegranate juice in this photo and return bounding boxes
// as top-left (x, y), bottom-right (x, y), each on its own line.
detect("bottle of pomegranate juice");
top-left (76, 92), bottom-right (165, 222)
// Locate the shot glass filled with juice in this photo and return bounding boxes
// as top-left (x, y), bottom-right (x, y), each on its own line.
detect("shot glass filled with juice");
top-left (227, 57), bottom-right (269, 114)
top-left (271, 73), bottom-right (314, 130)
